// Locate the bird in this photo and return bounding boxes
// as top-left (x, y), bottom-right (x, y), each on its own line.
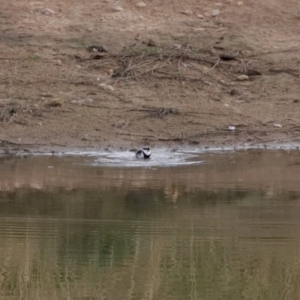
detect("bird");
top-left (135, 147), bottom-right (151, 159)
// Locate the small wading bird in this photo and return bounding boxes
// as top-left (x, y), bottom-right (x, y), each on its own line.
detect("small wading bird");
top-left (135, 147), bottom-right (151, 159)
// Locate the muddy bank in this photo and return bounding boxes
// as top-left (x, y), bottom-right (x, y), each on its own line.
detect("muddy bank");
top-left (1, 0), bottom-right (300, 152)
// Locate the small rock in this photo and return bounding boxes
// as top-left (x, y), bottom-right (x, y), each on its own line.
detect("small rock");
top-left (115, 119), bottom-right (129, 129)
top-left (46, 99), bottom-right (63, 107)
top-left (236, 74), bottom-right (249, 81)
top-left (197, 14), bottom-right (204, 19)
top-left (230, 88), bottom-right (242, 96)
top-left (107, 69), bottom-right (114, 76)
top-left (99, 83), bottom-right (115, 92)
top-left (54, 59), bottom-right (62, 66)
top-left (211, 9), bottom-right (220, 17)
top-left (181, 9), bottom-right (193, 16)
top-left (136, 2), bottom-right (147, 8)
top-left (228, 126), bottom-right (236, 131)
top-left (106, 85), bottom-right (115, 91)
top-left (112, 6), bottom-right (123, 12)
top-left (274, 123), bottom-right (282, 128)
top-left (40, 8), bottom-right (55, 15)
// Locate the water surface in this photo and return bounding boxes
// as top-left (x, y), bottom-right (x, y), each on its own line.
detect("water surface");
top-left (1, 149), bottom-right (300, 300)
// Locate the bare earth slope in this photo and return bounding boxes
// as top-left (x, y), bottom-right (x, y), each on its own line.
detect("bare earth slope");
top-left (1, 0), bottom-right (300, 152)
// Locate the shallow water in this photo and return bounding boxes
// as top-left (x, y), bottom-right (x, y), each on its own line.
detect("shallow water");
top-left (1, 149), bottom-right (300, 300)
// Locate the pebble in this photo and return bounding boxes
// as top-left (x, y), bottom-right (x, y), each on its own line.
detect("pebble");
top-left (173, 43), bottom-right (181, 49)
top-left (99, 84), bottom-right (115, 92)
top-left (107, 69), bottom-right (114, 76)
top-left (112, 6), bottom-right (123, 12)
top-left (182, 9), bottom-right (193, 16)
top-left (236, 74), bottom-right (249, 81)
top-left (136, 2), bottom-right (147, 8)
top-left (54, 59), bottom-right (62, 66)
top-left (46, 99), bottom-right (63, 107)
top-left (274, 123), bottom-right (282, 128)
top-left (40, 8), bottom-right (55, 15)
top-left (106, 85), bottom-right (115, 92)
top-left (211, 9), bottom-right (220, 17)
top-left (230, 88), bottom-right (242, 96)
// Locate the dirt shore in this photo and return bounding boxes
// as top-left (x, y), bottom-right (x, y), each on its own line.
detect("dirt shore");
top-left (1, 0), bottom-right (300, 153)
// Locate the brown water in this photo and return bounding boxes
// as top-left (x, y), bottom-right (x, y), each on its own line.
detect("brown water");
top-left (1, 149), bottom-right (300, 300)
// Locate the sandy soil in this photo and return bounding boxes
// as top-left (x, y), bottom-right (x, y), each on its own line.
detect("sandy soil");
top-left (1, 0), bottom-right (300, 152)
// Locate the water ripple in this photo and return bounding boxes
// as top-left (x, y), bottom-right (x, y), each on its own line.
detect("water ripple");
top-left (88, 150), bottom-right (204, 167)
